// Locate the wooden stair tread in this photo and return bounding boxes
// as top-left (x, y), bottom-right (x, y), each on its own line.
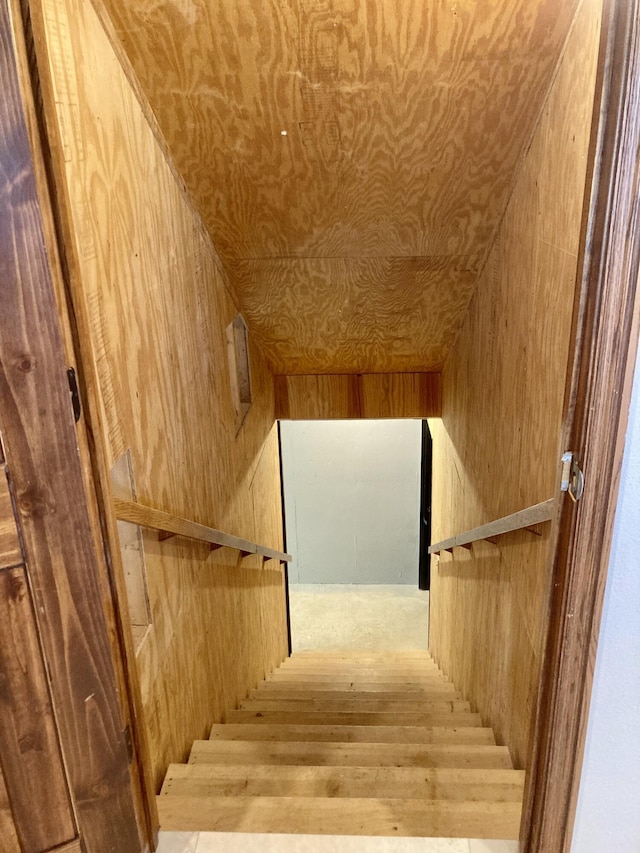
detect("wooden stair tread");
top-left (157, 795), bottom-right (522, 838)
top-left (189, 740), bottom-right (513, 769)
top-left (251, 686), bottom-right (459, 700)
top-left (225, 710), bottom-right (484, 727)
top-left (159, 649), bottom-right (522, 839)
top-left (276, 664), bottom-right (442, 675)
top-left (285, 649), bottom-right (433, 661)
top-left (277, 662), bottom-right (441, 672)
top-left (258, 679), bottom-right (449, 691)
top-left (267, 672), bottom-right (445, 684)
top-left (209, 723), bottom-right (496, 744)
top-left (279, 654), bottom-right (438, 663)
top-left (161, 764), bottom-right (525, 801)
top-left (237, 698), bottom-right (471, 713)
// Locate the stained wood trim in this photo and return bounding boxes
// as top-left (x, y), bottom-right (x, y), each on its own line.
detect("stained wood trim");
top-left (523, 0), bottom-right (640, 849)
top-left (18, 0), bottom-right (158, 841)
top-left (0, 468), bottom-right (23, 570)
top-left (114, 498), bottom-right (292, 563)
top-left (0, 3), bottom-right (140, 848)
top-left (0, 566), bottom-right (76, 852)
top-left (429, 500), bottom-right (554, 554)
top-left (0, 764), bottom-right (20, 853)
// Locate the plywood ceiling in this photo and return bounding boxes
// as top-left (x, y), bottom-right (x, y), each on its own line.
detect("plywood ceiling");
top-left (99, 0), bottom-right (578, 374)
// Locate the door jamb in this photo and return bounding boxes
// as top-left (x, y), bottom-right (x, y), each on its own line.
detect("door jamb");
top-left (0, 1), bottom-right (145, 848)
top-left (523, 0), bottom-right (640, 848)
top-left (5, 0), bottom-right (639, 848)
top-left (6, 0), bottom-right (158, 845)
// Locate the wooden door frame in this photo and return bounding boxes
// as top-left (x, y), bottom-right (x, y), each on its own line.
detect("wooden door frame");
top-left (523, 0), bottom-right (640, 849)
top-left (1, 0), bottom-right (638, 850)
top-left (0, 1), bottom-right (149, 849)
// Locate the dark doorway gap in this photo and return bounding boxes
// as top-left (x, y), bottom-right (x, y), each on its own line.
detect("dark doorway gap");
top-left (419, 420), bottom-right (433, 591)
top-left (277, 421), bottom-right (293, 656)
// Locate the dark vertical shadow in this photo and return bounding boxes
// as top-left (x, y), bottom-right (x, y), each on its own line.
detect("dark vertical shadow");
top-left (277, 421), bottom-right (293, 655)
top-left (418, 420), bottom-right (433, 591)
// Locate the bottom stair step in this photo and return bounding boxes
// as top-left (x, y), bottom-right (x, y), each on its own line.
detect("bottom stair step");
top-left (161, 764), bottom-right (526, 801)
top-left (157, 795), bottom-right (522, 838)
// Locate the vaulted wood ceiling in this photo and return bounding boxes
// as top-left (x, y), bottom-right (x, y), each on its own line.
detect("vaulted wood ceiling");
top-left (101, 0), bottom-right (578, 374)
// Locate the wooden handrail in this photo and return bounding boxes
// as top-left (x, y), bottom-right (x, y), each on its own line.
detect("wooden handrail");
top-left (113, 498), bottom-right (292, 563)
top-left (428, 499), bottom-right (555, 554)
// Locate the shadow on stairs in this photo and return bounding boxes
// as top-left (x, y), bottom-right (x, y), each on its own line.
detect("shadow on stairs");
top-left (157, 650), bottom-right (523, 839)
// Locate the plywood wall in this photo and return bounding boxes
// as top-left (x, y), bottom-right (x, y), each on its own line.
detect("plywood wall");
top-left (31, 0), bottom-right (288, 793)
top-left (429, 0), bottom-right (602, 770)
top-left (275, 373), bottom-right (441, 419)
top-left (99, 0), bottom-right (579, 375)
top-left (230, 258), bottom-right (481, 374)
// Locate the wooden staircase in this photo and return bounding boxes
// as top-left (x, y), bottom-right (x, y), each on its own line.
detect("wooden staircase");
top-left (157, 650), bottom-right (524, 838)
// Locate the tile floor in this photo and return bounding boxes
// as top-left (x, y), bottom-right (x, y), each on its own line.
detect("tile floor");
top-left (155, 585), bottom-right (519, 853)
top-left (155, 832), bottom-right (518, 853)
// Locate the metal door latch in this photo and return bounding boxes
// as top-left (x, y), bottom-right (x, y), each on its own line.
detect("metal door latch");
top-left (561, 451), bottom-right (584, 502)
top-left (67, 367), bottom-right (81, 423)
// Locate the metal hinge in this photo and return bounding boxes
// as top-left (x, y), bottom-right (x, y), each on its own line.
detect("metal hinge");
top-left (123, 724), bottom-right (134, 763)
top-left (561, 451), bottom-right (585, 502)
top-left (67, 367), bottom-right (81, 423)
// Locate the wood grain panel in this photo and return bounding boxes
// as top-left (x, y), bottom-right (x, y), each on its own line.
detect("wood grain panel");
top-left (0, 0), bottom-right (140, 846)
top-left (0, 756), bottom-right (20, 853)
top-left (98, 0), bottom-right (577, 261)
top-left (0, 568), bottom-right (76, 852)
top-left (360, 373), bottom-right (442, 419)
top-left (229, 257), bottom-right (479, 373)
top-left (96, 0), bottom-right (578, 375)
top-left (0, 470), bottom-right (21, 570)
top-left (429, 0), bottom-right (602, 771)
top-left (275, 373), bottom-right (441, 419)
top-left (110, 452), bottom-right (151, 632)
top-left (31, 0), bottom-right (288, 796)
top-left (275, 374), bottom-right (360, 419)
